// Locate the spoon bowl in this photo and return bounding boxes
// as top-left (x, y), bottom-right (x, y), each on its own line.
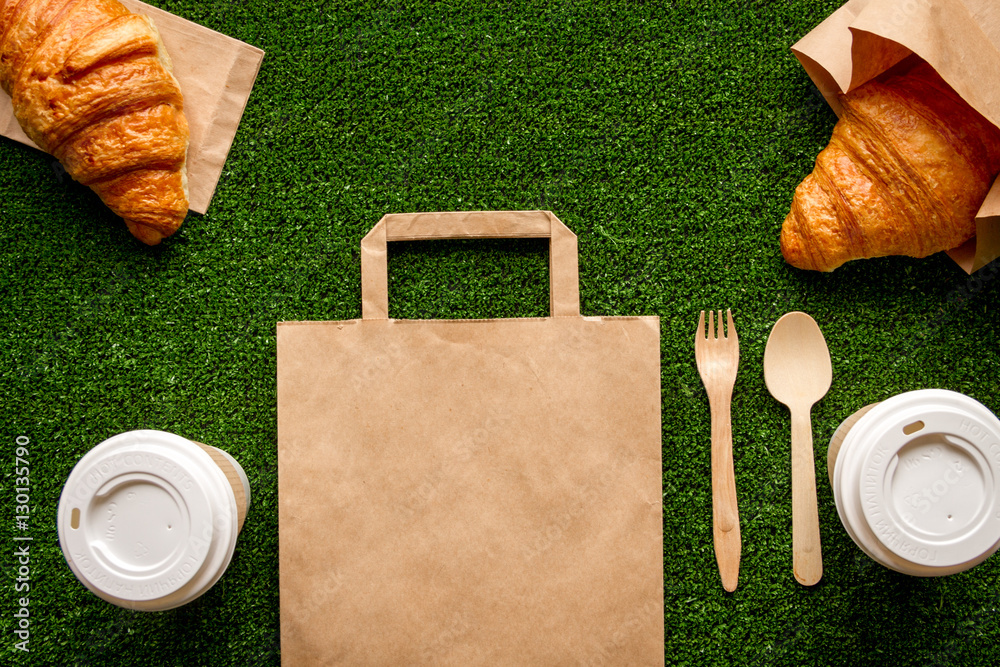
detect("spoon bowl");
top-left (764, 313), bottom-right (832, 406)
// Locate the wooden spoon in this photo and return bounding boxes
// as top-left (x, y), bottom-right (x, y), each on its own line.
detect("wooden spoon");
top-left (763, 312), bottom-right (832, 586)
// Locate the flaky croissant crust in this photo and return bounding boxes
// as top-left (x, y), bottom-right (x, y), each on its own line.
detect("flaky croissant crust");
top-left (1, 0), bottom-right (189, 244)
top-left (781, 60), bottom-right (1000, 272)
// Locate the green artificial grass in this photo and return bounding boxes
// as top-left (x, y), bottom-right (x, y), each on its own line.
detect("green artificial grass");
top-left (2, 0), bottom-right (1000, 664)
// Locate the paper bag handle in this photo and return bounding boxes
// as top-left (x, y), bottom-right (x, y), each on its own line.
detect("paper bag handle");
top-left (360, 210), bottom-right (580, 320)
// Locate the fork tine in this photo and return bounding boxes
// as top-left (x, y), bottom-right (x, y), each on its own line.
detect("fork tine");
top-left (708, 309), bottom-right (715, 339)
top-left (727, 309), bottom-right (737, 342)
top-left (697, 310), bottom-right (706, 340)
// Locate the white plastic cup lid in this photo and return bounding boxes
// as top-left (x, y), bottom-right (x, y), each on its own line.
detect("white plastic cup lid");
top-left (57, 430), bottom-right (247, 610)
top-left (832, 389), bottom-right (1000, 575)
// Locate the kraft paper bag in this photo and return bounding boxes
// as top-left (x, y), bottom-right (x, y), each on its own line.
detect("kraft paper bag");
top-left (277, 211), bottom-right (664, 665)
top-left (791, 0), bottom-right (1000, 273)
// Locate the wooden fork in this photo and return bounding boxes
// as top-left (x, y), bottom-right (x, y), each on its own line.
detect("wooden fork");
top-left (694, 309), bottom-right (741, 592)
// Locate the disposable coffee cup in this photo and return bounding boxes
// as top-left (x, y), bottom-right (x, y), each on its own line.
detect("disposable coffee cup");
top-left (57, 430), bottom-right (251, 610)
top-left (828, 389), bottom-right (1000, 576)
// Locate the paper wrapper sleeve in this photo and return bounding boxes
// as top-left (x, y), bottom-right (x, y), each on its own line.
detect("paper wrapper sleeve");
top-left (791, 0), bottom-right (1000, 272)
top-left (0, 0), bottom-right (264, 216)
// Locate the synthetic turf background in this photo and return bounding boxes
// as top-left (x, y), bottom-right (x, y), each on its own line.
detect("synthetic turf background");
top-left (2, 0), bottom-right (1000, 664)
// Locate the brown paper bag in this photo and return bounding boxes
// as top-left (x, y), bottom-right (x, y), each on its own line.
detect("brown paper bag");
top-left (277, 211), bottom-right (664, 666)
top-left (0, 0), bottom-right (264, 215)
top-left (792, 0), bottom-right (1000, 272)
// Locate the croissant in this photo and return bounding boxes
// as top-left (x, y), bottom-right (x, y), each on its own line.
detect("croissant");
top-left (781, 59), bottom-right (1000, 271)
top-left (0, 0), bottom-right (189, 244)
